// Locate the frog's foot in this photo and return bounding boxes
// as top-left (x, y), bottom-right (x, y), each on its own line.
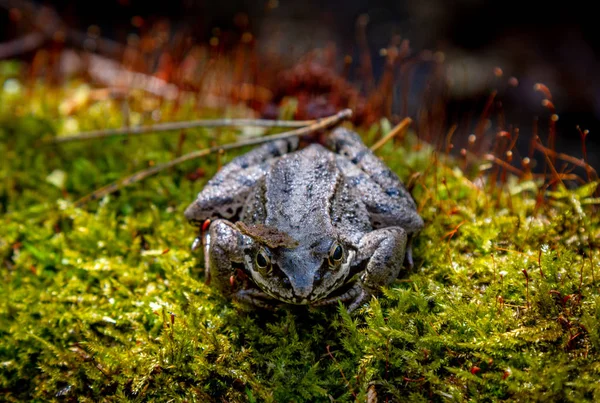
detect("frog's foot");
top-left (313, 283), bottom-right (371, 313)
top-left (202, 219), bottom-right (254, 295)
top-left (233, 288), bottom-right (281, 310)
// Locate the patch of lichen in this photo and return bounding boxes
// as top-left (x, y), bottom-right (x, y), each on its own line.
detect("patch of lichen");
top-left (1, 63), bottom-right (599, 402)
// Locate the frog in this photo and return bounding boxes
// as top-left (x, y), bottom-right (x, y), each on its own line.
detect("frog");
top-left (184, 127), bottom-right (424, 312)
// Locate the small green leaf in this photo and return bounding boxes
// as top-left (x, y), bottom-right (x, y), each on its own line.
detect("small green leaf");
top-left (575, 181), bottom-right (599, 199)
top-left (46, 169), bottom-right (67, 189)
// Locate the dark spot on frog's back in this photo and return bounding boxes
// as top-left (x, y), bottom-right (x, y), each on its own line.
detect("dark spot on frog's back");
top-left (369, 202), bottom-right (392, 215)
top-left (348, 176), bottom-right (362, 186)
top-left (208, 177), bottom-right (223, 186)
top-left (373, 169), bottom-right (397, 183)
top-left (268, 142), bottom-right (283, 157)
top-left (306, 182), bottom-right (313, 197)
top-left (315, 159), bottom-right (327, 171)
top-left (236, 176), bottom-right (255, 187)
top-left (350, 149), bottom-right (368, 165)
top-left (385, 187), bottom-right (401, 197)
top-left (207, 195), bottom-right (233, 207)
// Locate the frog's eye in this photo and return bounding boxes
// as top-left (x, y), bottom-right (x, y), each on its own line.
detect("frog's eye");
top-left (328, 242), bottom-right (344, 266)
top-left (255, 248), bottom-right (272, 275)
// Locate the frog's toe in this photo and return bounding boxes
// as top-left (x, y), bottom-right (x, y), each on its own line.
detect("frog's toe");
top-left (346, 289), bottom-right (370, 313)
top-left (313, 283), bottom-right (369, 312)
top-left (233, 289), bottom-right (280, 310)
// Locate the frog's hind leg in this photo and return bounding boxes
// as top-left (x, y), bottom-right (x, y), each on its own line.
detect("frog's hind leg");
top-left (184, 137), bottom-right (299, 224)
top-left (327, 127), bottom-right (416, 209)
top-left (328, 127), bottom-right (423, 246)
top-left (327, 127), bottom-right (423, 274)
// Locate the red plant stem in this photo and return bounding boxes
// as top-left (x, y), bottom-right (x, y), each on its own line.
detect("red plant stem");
top-left (326, 346), bottom-right (357, 398)
top-left (523, 269), bottom-right (530, 309)
top-left (577, 126), bottom-right (592, 183)
top-left (534, 141), bottom-right (597, 180)
top-left (475, 90), bottom-right (497, 153)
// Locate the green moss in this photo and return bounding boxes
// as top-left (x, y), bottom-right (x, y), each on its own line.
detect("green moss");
top-left (1, 67), bottom-right (599, 402)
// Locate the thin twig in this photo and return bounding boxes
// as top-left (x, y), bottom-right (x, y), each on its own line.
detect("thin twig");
top-left (85, 54), bottom-right (180, 100)
top-left (534, 140), bottom-right (598, 180)
top-left (53, 117), bottom-right (319, 144)
top-left (73, 109), bottom-right (352, 207)
top-left (0, 32), bottom-right (45, 59)
top-left (370, 117), bottom-right (413, 152)
top-left (482, 153), bottom-right (586, 184)
top-left (483, 154), bottom-right (524, 176)
top-left (1, 0), bottom-right (125, 59)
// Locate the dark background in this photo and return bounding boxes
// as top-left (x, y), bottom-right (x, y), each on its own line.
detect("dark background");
top-left (2, 0), bottom-right (598, 168)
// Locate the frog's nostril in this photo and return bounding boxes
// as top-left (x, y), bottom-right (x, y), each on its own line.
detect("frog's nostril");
top-left (289, 276), bottom-right (313, 299)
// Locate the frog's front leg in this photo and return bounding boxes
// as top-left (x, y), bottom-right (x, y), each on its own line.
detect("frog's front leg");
top-left (315, 227), bottom-right (407, 312)
top-left (206, 219), bottom-right (280, 308)
top-left (204, 219), bottom-right (245, 294)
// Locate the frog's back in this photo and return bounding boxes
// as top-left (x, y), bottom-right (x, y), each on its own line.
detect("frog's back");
top-left (260, 144), bottom-right (339, 239)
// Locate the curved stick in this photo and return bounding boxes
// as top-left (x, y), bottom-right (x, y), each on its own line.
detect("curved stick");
top-left (74, 109), bottom-right (353, 207)
top-left (370, 117), bottom-right (412, 152)
top-left (53, 117), bottom-right (321, 144)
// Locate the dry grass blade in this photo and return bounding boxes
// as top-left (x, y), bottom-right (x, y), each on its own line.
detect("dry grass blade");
top-left (53, 117), bottom-right (320, 144)
top-left (370, 117), bottom-right (413, 152)
top-left (74, 109), bottom-right (353, 207)
top-left (0, 32), bottom-right (45, 59)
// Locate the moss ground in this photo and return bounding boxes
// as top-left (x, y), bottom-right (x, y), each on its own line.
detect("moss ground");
top-left (1, 64), bottom-right (599, 402)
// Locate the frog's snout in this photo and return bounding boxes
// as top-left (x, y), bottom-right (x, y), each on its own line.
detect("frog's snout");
top-left (287, 273), bottom-right (314, 301)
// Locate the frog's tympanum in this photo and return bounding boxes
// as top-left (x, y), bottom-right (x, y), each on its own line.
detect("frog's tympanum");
top-left (184, 128), bottom-right (423, 312)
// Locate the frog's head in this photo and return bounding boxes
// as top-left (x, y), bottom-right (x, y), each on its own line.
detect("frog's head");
top-left (243, 234), bottom-right (356, 304)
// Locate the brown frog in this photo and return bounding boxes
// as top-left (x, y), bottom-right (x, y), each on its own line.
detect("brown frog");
top-left (184, 127), bottom-right (423, 312)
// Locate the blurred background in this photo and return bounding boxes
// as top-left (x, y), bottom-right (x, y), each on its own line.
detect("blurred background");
top-left (1, 0), bottom-right (598, 170)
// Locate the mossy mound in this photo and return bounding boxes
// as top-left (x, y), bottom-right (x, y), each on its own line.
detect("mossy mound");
top-left (1, 64), bottom-right (599, 402)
